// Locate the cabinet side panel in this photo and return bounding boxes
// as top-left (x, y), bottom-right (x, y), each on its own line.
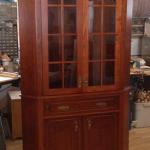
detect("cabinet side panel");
top-left (121, 0), bottom-right (133, 88)
top-left (22, 97), bottom-right (43, 150)
top-left (18, 0), bottom-right (42, 95)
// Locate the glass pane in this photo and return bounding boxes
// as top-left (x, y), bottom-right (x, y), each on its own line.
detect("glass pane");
top-left (48, 0), bottom-right (60, 4)
top-left (103, 35), bottom-right (115, 59)
top-left (48, 36), bottom-right (61, 61)
top-left (104, 0), bottom-right (116, 5)
top-left (64, 36), bottom-right (77, 61)
top-left (48, 7), bottom-right (61, 34)
top-left (89, 62), bottom-right (101, 86)
top-left (49, 64), bottom-right (62, 88)
top-left (64, 0), bottom-right (76, 4)
top-left (64, 63), bottom-right (77, 87)
top-left (89, 35), bottom-right (101, 60)
top-left (89, 7), bottom-right (101, 33)
top-left (103, 7), bottom-right (116, 33)
top-left (102, 61), bottom-right (114, 85)
top-left (64, 8), bottom-right (76, 33)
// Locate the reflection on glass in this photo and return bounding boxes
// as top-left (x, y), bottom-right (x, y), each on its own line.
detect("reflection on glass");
top-left (48, 0), bottom-right (60, 4)
top-left (102, 61), bottom-right (114, 85)
top-left (48, 36), bottom-right (61, 61)
top-left (49, 64), bottom-right (62, 88)
top-left (64, 36), bottom-right (77, 61)
top-left (89, 35), bottom-right (101, 60)
top-left (64, 8), bottom-right (76, 33)
top-left (64, 0), bottom-right (76, 4)
top-left (64, 63), bottom-right (77, 88)
top-left (103, 35), bottom-right (115, 59)
top-left (89, 63), bottom-right (101, 86)
top-left (89, 7), bottom-right (101, 33)
top-left (103, 7), bottom-right (116, 33)
top-left (104, 0), bottom-right (116, 5)
top-left (48, 7), bottom-right (61, 33)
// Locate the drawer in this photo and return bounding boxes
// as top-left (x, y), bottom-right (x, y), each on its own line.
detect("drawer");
top-left (44, 98), bottom-right (119, 116)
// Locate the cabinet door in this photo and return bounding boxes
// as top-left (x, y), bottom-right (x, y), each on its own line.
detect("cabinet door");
top-left (84, 114), bottom-right (118, 150)
top-left (44, 118), bottom-right (81, 150)
top-left (42, 0), bottom-right (83, 94)
top-left (84, 0), bottom-right (122, 91)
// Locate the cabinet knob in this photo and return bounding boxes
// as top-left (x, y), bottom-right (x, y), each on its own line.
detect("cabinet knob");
top-left (74, 121), bottom-right (79, 132)
top-left (87, 119), bottom-right (93, 130)
top-left (57, 105), bottom-right (70, 112)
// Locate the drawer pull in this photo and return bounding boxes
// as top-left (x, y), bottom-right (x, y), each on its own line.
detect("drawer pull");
top-left (57, 105), bottom-right (70, 111)
top-left (96, 102), bottom-right (107, 107)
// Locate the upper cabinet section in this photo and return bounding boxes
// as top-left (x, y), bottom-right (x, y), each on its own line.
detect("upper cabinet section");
top-left (42, 0), bottom-right (122, 95)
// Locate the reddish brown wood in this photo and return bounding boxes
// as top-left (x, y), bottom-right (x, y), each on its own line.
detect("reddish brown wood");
top-left (18, 0), bottom-right (132, 150)
top-left (44, 118), bottom-right (81, 150)
top-left (84, 114), bottom-right (118, 150)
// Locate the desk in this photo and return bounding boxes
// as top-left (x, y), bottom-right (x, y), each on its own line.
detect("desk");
top-left (0, 72), bottom-right (20, 87)
top-left (8, 91), bottom-right (22, 139)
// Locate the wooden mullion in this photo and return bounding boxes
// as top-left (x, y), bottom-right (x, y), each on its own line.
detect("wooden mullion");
top-left (100, 0), bottom-right (104, 86)
top-left (61, 0), bottom-right (64, 88)
top-left (48, 4), bottom-right (76, 7)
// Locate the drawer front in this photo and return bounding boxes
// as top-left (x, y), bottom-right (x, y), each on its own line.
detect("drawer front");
top-left (44, 98), bottom-right (119, 116)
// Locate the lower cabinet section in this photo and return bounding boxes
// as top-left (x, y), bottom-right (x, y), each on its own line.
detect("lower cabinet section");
top-left (44, 113), bottom-right (118, 150)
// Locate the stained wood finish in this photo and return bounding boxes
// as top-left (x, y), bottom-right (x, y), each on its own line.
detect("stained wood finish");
top-left (18, 0), bottom-right (132, 150)
top-left (84, 114), bottom-right (118, 150)
top-left (44, 118), bottom-right (81, 150)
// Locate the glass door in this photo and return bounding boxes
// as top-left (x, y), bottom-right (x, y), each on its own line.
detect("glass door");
top-left (42, 0), bottom-right (82, 94)
top-left (42, 0), bottom-right (122, 95)
top-left (85, 0), bottom-right (121, 91)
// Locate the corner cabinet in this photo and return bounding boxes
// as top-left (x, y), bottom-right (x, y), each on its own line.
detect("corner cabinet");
top-left (18, 0), bottom-right (132, 150)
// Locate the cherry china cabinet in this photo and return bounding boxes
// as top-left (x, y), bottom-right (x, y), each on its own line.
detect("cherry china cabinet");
top-left (19, 0), bottom-right (132, 150)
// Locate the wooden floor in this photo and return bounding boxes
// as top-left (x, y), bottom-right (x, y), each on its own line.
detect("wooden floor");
top-left (129, 127), bottom-right (150, 150)
top-left (5, 127), bottom-right (150, 150)
top-left (6, 139), bottom-right (23, 150)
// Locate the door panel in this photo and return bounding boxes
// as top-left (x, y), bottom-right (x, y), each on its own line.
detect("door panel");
top-left (84, 114), bottom-right (118, 150)
top-left (42, 0), bottom-right (83, 94)
top-left (44, 118), bottom-right (81, 150)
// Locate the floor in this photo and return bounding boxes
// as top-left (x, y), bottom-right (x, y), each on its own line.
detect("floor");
top-left (129, 127), bottom-right (150, 150)
top-left (5, 127), bottom-right (150, 150)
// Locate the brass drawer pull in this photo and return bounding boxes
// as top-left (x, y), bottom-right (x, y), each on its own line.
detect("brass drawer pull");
top-left (57, 105), bottom-right (70, 111)
top-left (96, 102), bottom-right (107, 107)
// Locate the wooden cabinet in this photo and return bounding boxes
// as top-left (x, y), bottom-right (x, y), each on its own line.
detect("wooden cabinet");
top-left (18, 0), bottom-right (132, 150)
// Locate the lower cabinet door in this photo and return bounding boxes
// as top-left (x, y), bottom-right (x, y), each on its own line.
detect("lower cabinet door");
top-left (44, 118), bottom-right (81, 150)
top-left (84, 114), bottom-right (118, 150)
